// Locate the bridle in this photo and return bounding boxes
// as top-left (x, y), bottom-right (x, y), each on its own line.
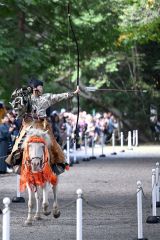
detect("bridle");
top-left (22, 135), bottom-right (50, 192)
top-left (24, 136), bottom-right (49, 171)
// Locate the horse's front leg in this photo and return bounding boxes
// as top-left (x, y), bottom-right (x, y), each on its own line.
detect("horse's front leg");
top-left (25, 184), bottom-right (33, 225)
top-left (52, 179), bottom-right (60, 218)
top-left (34, 187), bottom-right (42, 220)
top-left (42, 183), bottom-right (51, 216)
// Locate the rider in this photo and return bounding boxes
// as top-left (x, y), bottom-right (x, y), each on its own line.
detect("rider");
top-left (5, 78), bottom-right (80, 174)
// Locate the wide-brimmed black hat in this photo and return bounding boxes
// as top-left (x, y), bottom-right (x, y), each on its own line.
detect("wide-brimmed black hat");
top-left (28, 78), bottom-right (43, 88)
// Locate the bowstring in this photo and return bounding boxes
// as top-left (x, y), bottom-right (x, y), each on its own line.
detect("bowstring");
top-left (67, 1), bottom-right (80, 144)
top-left (66, 5), bottom-right (72, 112)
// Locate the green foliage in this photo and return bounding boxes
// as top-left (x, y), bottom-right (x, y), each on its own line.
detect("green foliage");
top-left (119, 0), bottom-right (160, 44)
top-left (0, 0), bottom-right (159, 137)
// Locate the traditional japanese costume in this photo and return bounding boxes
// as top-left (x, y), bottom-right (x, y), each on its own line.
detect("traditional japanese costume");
top-left (5, 79), bottom-right (74, 175)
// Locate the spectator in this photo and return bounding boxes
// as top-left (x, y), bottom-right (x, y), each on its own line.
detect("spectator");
top-left (50, 111), bottom-right (61, 144)
top-left (150, 113), bottom-right (158, 141)
top-left (0, 102), bottom-right (7, 124)
top-left (104, 112), bottom-right (118, 143)
top-left (7, 111), bottom-right (21, 146)
top-left (154, 116), bottom-right (160, 141)
top-left (0, 115), bottom-right (14, 173)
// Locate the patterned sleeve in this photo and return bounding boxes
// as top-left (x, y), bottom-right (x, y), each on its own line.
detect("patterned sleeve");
top-left (43, 92), bottom-right (75, 106)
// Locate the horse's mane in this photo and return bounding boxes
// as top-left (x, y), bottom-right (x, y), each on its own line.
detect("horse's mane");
top-left (23, 128), bottom-right (52, 147)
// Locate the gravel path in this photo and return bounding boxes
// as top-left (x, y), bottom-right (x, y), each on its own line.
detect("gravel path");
top-left (0, 145), bottom-right (160, 240)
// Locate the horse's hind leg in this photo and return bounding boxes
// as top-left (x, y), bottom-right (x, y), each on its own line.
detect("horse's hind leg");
top-left (25, 184), bottom-right (33, 225)
top-left (42, 183), bottom-right (51, 216)
top-left (34, 189), bottom-right (42, 220)
top-left (52, 182), bottom-right (60, 218)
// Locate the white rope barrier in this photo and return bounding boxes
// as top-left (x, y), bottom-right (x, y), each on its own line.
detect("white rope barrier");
top-left (2, 190), bottom-right (84, 240)
top-left (76, 189), bottom-right (83, 240)
top-left (2, 197), bottom-right (10, 240)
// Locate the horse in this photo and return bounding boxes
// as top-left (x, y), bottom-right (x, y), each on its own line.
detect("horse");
top-left (20, 128), bottom-right (61, 225)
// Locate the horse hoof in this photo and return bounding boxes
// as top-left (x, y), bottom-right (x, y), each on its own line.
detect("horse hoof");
top-left (43, 211), bottom-right (51, 216)
top-left (53, 211), bottom-right (61, 218)
top-left (25, 220), bottom-right (32, 226)
top-left (34, 215), bottom-right (42, 220)
top-left (42, 204), bottom-right (51, 216)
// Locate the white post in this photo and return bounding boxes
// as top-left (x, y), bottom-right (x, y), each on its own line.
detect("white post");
top-left (73, 141), bottom-right (77, 164)
top-left (12, 175), bottom-right (25, 203)
top-left (137, 181), bottom-right (143, 239)
top-left (76, 189), bottom-right (83, 240)
top-left (146, 168), bottom-right (159, 224)
top-left (16, 175), bottom-right (20, 198)
top-left (120, 132), bottom-right (125, 152)
top-left (91, 137), bottom-right (94, 157)
top-left (156, 162), bottom-right (160, 202)
top-left (120, 132), bottom-right (124, 148)
top-left (152, 169), bottom-right (157, 216)
top-left (100, 132), bottom-right (105, 157)
top-left (133, 130), bottom-right (136, 146)
top-left (90, 136), bottom-right (96, 159)
top-left (128, 131), bottom-right (132, 150)
top-left (84, 134), bottom-right (88, 159)
top-left (112, 133), bottom-right (115, 152)
top-left (67, 136), bottom-right (70, 165)
top-left (2, 197), bottom-right (10, 240)
top-left (111, 133), bottom-right (117, 155)
top-left (101, 132), bottom-right (104, 155)
top-left (135, 130), bottom-right (138, 147)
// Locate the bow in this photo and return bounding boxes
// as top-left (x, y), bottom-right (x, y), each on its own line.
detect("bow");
top-left (67, 2), bottom-right (80, 143)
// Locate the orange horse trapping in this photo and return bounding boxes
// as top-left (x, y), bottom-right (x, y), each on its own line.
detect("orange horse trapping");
top-left (20, 135), bottom-right (57, 192)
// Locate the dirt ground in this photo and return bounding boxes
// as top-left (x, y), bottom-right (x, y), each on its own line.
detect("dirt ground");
top-left (0, 145), bottom-right (160, 240)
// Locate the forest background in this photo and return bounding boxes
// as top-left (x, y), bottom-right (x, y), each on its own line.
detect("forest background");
top-left (0, 0), bottom-right (159, 140)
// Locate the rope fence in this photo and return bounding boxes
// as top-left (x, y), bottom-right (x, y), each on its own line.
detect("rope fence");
top-left (1, 160), bottom-right (160, 240)
top-left (4, 130), bottom-right (160, 240)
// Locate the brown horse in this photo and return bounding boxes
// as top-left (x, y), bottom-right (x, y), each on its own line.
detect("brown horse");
top-left (20, 128), bottom-right (61, 225)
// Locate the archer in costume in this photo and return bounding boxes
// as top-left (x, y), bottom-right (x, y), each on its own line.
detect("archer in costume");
top-left (5, 78), bottom-right (80, 175)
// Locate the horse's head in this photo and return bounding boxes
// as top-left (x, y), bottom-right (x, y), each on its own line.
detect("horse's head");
top-left (23, 129), bottom-right (51, 173)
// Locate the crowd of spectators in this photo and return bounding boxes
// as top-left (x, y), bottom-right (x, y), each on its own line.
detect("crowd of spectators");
top-left (50, 109), bottom-right (119, 149)
top-left (0, 101), bottom-right (119, 173)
